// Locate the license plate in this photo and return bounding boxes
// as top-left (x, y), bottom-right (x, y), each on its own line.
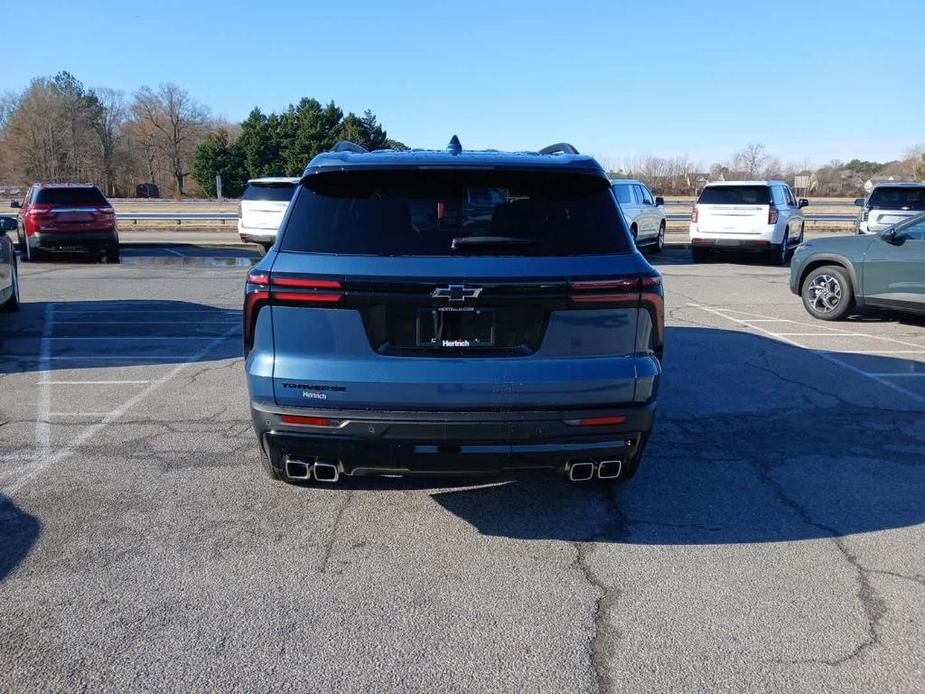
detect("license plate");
top-left (416, 307), bottom-right (495, 348)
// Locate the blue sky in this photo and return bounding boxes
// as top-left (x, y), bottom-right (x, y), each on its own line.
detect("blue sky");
top-left (6, 0), bottom-right (923, 167)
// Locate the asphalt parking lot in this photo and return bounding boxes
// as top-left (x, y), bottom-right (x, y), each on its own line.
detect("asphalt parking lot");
top-left (1, 245), bottom-right (923, 693)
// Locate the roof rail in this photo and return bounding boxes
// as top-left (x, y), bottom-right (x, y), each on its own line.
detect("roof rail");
top-left (330, 140), bottom-right (368, 154)
top-left (538, 142), bottom-right (579, 155)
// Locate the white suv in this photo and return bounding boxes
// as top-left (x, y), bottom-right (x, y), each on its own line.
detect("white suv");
top-left (237, 177), bottom-right (299, 250)
top-left (611, 179), bottom-right (666, 252)
top-left (690, 180), bottom-right (807, 264)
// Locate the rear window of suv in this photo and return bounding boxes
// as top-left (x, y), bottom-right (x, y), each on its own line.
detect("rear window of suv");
top-left (34, 187), bottom-right (108, 206)
top-left (698, 186), bottom-right (770, 205)
top-left (242, 182), bottom-right (296, 202)
top-left (867, 186), bottom-right (925, 210)
top-left (279, 170), bottom-right (630, 256)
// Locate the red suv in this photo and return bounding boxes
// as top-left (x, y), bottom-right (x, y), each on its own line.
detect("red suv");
top-left (14, 183), bottom-right (119, 262)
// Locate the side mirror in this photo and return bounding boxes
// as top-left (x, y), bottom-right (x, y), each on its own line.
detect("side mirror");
top-left (654, 196), bottom-right (665, 207)
top-left (10, 201), bottom-right (20, 209)
top-left (882, 228), bottom-right (898, 244)
top-left (854, 198), bottom-right (865, 207)
top-left (798, 198), bottom-right (809, 208)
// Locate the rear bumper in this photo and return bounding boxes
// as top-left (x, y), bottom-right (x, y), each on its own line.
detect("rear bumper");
top-left (250, 401), bottom-right (655, 477)
top-left (690, 237), bottom-right (776, 252)
top-left (31, 230), bottom-right (117, 250)
top-left (238, 222), bottom-right (277, 245)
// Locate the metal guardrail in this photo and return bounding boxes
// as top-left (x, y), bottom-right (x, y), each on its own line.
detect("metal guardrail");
top-left (116, 211), bottom-right (858, 224)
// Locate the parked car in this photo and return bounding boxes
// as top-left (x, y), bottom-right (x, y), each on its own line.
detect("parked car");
top-left (0, 216), bottom-right (20, 312)
top-left (611, 179), bottom-right (666, 252)
top-left (135, 183), bottom-right (160, 198)
top-left (244, 138), bottom-right (663, 485)
top-left (790, 213), bottom-right (925, 320)
top-left (237, 177), bottom-right (300, 251)
top-left (14, 183), bottom-right (119, 263)
top-left (854, 182), bottom-right (925, 234)
top-left (690, 181), bottom-right (808, 264)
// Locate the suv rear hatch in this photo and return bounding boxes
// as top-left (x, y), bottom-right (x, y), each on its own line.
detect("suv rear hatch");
top-left (251, 169), bottom-right (662, 411)
top-left (240, 181), bottom-right (297, 231)
top-left (865, 186), bottom-right (925, 231)
top-left (29, 187), bottom-right (114, 232)
top-left (694, 185), bottom-right (772, 236)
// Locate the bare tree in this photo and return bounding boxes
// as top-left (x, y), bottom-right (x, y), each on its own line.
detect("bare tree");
top-left (733, 143), bottom-right (770, 178)
top-left (90, 88), bottom-right (126, 197)
top-left (132, 83), bottom-right (209, 197)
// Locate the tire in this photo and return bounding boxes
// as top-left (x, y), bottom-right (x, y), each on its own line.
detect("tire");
top-left (258, 243), bottom-right (271, 256)
top-left (631, 224), bottom-right (638, 246)
top-left (772, 229), bottom-right (790, 266)
top-left (106, 243), bottom-right (120, 264)
top-left (801, 265), bottom-right (855, 321)
top-left (1, 261), bottom-right (20, 312)
top-left (691, 246), bottom-right (709, 263)
top-left (650, 221), bottom-right (665, 254)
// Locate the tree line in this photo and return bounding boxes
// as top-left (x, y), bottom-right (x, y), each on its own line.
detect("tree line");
top-left (0, 71), bottom-right (402, 199)
top-left (1, 71), bottom-right (922, 199)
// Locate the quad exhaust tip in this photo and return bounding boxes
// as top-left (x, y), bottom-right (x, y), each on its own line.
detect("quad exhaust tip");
top-left (597, 460), bottom-right (623, 479)
top-left (568, 462), bottom-right (595, 482)
top-left (285, 458), bottom-right (311, 480)
top-left (313, 461), bottom-right (340, 483)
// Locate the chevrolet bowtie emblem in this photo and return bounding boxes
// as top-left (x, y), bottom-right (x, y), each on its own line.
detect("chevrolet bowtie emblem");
top-left (431, 285), bottom-right (483, 302)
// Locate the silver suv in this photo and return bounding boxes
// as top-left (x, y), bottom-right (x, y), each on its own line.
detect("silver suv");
top-left (855, 182), bottom-right (925, 234)
top-left (611, 179), bottom-right (666, 252)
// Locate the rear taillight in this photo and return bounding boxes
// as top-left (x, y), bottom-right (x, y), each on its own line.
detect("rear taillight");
top-left (243, 270), bottom-right (343, 349)
top-left (768, 205), bottom-right (778, 224)
top-left (568, 276), bottom-right (664, 358)
top-left (23, 205), bottom-right (52, 234)
top-left (691, 205), bottom-right (698, 223)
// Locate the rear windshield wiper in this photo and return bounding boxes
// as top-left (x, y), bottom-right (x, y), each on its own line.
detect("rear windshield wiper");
top-left (451, 236), bottom-right (537, 252)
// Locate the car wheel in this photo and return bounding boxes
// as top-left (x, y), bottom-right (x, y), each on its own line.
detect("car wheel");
top-left (1, 261), bottom-right (20, 312)
top-left (631, 224), bottom-right (638, 246)
top-left (773, 229), bottom-right (790, 266)
top-left (106, 243), bottom-right (120, 264)
top-left (650, 221), bottom-right (665, 254)
top-left (801, 265), bottom-right (855, 321)
top-left (691, 246), bottom-right (709, 263)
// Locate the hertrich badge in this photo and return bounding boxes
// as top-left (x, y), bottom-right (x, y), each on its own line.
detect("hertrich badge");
top-left (430, 285), bottom-right (483, 302)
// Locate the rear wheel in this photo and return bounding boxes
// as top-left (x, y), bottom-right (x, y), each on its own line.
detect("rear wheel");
top-left (773, 229), bottom-right (791, 266)
top-left (106, 243), bottom-right (120, 264)
top-left (650, 221), bottom-right (665, 254)
top-left (1, 261), bottom-right (20, 312)
top-left (801, 265), bottom-right (855, 321)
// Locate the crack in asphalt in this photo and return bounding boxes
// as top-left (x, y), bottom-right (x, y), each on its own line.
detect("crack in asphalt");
top-left (572, 484), bottom-right (630, 694)
top-left (319, 491), bottom-right (354, 574)
top-left (758, 466), bottom-right (888, 666)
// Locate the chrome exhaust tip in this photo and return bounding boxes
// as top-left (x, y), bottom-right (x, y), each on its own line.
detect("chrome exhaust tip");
top-left (597, 460), bottom-right (623, 479)
top-left (568, 461), bottom-right (595, 482)
top-left (285, 458), bottom-right (312, 480)
top-left (313, 461), bottom-right (340, 483)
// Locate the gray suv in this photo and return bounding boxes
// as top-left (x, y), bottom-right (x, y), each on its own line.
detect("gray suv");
top-left (244, 138), bottom-right (663, 485)
top-left (855, 182), bottom-right (925, 234)
top-left (611, 179), bottom-right (666, 252)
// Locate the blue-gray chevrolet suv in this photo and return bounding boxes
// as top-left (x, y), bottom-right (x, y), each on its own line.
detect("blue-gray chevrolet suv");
top-left (244, 138), bottom-right (663, 485)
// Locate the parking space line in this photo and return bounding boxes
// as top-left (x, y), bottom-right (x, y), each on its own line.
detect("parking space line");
top-left (706, 306), bottom-right (925, 350)
top-left (691, 304), bottom-right (925, 405)
top-left (776, 332), bottom-right (866, 337)
top-left (7, 324), bottom-right (241, 495)
top-left (49, 412), bottom-right (115, 417)
top-left (39, 380), bottom-right (152, 385)
top-left (35, 303), bottom-right (54, 452)
top-left (826, 350), bottom-right (925, 355)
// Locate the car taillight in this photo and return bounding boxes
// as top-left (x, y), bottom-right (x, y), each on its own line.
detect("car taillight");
top-left (768, 205), bottom-right (778, 224)
top-left (568, 275), bottom-right (664, 356)
top-left (243, 270), bottom-right (343, 349)
top-left (691, 205), bottom-right (699, 223)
